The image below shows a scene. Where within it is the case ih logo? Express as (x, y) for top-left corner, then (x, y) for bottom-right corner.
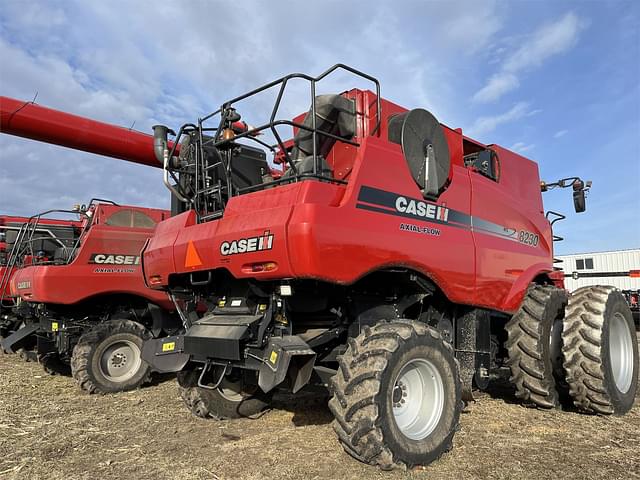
(395, 196), (449, 222)
(355, 186), (453, 226)
(89, 254), (141, 265)
(16, 281), (31, 289)
(220, 231), (274, 256)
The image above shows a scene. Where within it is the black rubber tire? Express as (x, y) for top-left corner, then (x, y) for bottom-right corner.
(37, 351), (71, 375)
(177, 369), (273, 419)
(505, 284), (568, 408)
(328, 319), (462, 470)
(71, 319), (152, 394)
(562, 286), (639, 414)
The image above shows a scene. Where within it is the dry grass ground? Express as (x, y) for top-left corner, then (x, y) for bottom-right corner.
(1, 351), (639, 480)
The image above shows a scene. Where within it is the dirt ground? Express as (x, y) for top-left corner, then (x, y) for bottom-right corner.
(1, 352), (639, 480)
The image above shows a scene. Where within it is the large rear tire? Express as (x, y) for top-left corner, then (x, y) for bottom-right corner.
(328, 320), (462, 470)
(177, 369), (273, 419)
(562, 286), (638, 414)
(505, 284), (568, 408)
(71, 319), (152, 394)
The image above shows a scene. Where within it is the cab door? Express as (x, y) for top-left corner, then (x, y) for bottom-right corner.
(468, 147), (551, 312)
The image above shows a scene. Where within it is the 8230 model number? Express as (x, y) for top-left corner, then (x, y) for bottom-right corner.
(518, 230), (539, 246)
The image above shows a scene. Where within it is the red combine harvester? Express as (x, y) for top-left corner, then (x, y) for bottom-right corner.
(0, 214), (82, 352)
(136, 65), (637, 469)
(0, 97), (182, 393)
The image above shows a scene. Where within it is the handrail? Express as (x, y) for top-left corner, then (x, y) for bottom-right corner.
(164, 64), (381, 223)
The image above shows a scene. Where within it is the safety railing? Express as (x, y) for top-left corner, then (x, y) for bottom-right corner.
(165, 64), (381, 223)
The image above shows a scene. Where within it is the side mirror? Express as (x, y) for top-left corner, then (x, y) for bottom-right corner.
(572, 179), (591, 213)
(573, 189), (586, 213)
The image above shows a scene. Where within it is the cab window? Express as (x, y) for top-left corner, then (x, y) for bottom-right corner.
(104, 210), (157, 229)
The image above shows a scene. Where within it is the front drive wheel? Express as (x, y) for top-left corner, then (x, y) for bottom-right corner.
(71, 319), (152, 394)
(177, 368), (273, 419)
(562, 286), (638, 414)
(329, 320), (462, 470)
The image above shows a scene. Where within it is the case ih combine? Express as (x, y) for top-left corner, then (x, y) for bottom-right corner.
(0, 202), (183, 392)
(0, 214), (82, 352)
(139, 65), (638, 469)
(1, 65), (637, 469)
(0, 97), (182, 393)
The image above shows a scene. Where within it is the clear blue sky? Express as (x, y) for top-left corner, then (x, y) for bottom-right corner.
(0, 0), (638, 254)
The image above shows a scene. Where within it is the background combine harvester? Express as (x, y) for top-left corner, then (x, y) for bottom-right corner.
(0, 96), (184, 393)
(0, 214), (82, 355)
(136, 64), (637, 470)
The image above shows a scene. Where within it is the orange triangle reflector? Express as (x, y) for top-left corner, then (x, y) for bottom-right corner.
(185, 241), (203, 268)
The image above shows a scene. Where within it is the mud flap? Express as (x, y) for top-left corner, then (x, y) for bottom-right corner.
(258, 336), (316, 393)
(0, 323), (38, 353)
(141, 335), (190, 373)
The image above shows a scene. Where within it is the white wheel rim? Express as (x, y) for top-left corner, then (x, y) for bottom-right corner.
(392, 358), (444, 440)
(609, 313), (634, 394)
(99, 339), (142, 382)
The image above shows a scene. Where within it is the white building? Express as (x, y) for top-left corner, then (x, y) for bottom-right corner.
(556, 248), (640, 291)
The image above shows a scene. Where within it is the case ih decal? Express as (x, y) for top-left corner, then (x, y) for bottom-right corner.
(356, 186), (454, 226)
(220, 231), (274, 256)
(356, 186), (523, 244)
(89, 254), (141, 265)
(399, 222), (442, 236)
(396, 196), (449, 222)
(94, 267), (136, 274)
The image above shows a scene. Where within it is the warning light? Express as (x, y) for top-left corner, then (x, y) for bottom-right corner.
(241, 262), (278, 274)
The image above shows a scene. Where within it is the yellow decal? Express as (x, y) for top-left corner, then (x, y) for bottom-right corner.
(162, 342), (176, 352)
(259, 304), (267, 311)
(51, 322), (59, 332)
(269, 350), (278, 364)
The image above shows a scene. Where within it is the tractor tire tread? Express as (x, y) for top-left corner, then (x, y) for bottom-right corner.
(505, 284), (568, 408)
(71, 319), (152, 394)
(561, 285), (637, 415)
(328, 320), (460, 470)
